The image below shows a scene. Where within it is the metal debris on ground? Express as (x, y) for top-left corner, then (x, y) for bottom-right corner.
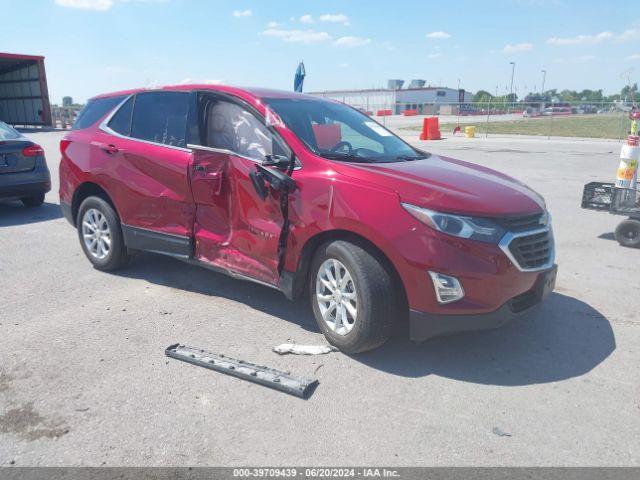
(273, 343), (338, 355)
(165, 343), (318, 399)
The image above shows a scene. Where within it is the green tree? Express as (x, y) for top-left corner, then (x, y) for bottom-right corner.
(621, 83), (638, 101)
(473, 90), (494, 103)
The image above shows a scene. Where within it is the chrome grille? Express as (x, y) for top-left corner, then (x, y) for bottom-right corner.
(495, 213), (544, 232)
(499, 228), (554, 272)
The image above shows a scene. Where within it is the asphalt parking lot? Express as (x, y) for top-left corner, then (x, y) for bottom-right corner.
(1, 130), (639, 466)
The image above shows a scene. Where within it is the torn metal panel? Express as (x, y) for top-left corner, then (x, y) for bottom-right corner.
(165, 343), (318, 399)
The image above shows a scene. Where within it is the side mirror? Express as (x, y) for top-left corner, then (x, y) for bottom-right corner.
(250, 164), (297, 201)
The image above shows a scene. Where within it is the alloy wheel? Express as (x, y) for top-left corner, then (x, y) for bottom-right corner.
(315, 258), (358, 336)
(82, 208), (112, 260)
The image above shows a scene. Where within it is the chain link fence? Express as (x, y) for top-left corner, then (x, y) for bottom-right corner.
(340, 100), (632, 141)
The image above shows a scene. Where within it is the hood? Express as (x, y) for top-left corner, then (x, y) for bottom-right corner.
(331, 154), (545, 217)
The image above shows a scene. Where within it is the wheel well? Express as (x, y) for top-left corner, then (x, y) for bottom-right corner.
(71, 182), (117, 226)
(290, 230), (408, 311)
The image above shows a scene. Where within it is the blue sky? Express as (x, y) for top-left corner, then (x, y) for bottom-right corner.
(1, 0), (640, 103)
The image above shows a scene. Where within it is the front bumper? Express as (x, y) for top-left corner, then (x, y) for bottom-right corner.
(409, 264), (557, 341)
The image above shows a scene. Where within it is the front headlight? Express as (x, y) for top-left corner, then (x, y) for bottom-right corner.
(402, 203), (506, 243)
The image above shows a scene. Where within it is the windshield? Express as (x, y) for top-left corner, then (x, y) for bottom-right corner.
(0, 121), (21, 140)
(265, 98), (426, 163)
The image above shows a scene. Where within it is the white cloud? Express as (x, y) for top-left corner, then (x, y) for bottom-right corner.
(617, 29), (640, 42)
(55, 0), (167, 10)
(338, 63), (350, 68)
(576, 54), (595, 61)
(502, 43), (533, 53)
(299, 14), (314, 23)
(232, 9), (252, 17)
(427, 53), (442, 58)
(54, 0), (114, 10)
(547, 31), (613, 45)
(333, 36), (371, 48)
(426, 31), (451, 39)
(262, 28), (331, 44)
(626, 53), (640, 60)
(267, 21), (280, 28)
(319, 13), (350, 25)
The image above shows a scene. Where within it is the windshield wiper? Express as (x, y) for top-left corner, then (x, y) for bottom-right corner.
(321, 152), (374, 163)
(396, 154), (428, 161)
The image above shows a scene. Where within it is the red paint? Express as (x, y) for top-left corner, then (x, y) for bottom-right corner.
(59, 84), (549, 318)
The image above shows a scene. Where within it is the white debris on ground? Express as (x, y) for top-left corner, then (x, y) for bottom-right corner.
(272, 343), (338, 355)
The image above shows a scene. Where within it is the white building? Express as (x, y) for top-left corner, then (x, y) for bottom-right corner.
(310, 80), (473, 115)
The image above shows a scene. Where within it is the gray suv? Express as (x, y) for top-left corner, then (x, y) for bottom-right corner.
(0, 121), (50, 207)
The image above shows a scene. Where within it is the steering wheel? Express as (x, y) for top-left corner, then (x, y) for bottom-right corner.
(330, 141), (354, 154)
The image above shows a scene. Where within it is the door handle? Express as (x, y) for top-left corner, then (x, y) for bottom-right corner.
(96, 143), (119, 154)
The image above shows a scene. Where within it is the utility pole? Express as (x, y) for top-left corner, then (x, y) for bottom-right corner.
(509, 62), (516, 112)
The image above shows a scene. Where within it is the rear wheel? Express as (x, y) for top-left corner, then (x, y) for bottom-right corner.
(21, 193), (45, 207)
(309, 240), (396, 353)
(77, 196), (130, 271)
(615, 218), (640, 248)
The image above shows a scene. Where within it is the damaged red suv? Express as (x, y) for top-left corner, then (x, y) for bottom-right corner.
(59, 85), (556, 353)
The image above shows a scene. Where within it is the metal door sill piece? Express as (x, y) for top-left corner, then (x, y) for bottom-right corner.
(165, 343), (318, 399)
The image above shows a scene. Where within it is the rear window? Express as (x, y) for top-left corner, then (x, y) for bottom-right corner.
(0, 121), (20, 140)
(130, 92), (189, 147)
(72, 95), (126, 130)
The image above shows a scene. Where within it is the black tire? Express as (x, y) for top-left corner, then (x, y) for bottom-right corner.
(615, 219), (640, 248)
(309, 240), (397, 353)
(77, 196), (130, 271)
(20, 193), (45, 207)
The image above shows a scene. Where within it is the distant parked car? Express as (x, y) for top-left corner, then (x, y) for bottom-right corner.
(522, 107), (541, 117)
(0, 121), (51, 207)
(577, 105), (597, 114)
(542, 107), (572, 116)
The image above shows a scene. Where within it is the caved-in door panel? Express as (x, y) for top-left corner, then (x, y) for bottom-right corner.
(213, 154), (282, 284)
(191, 149), (230, 262)
(190, 94), (287, 286)
(191, 152), (282, 286)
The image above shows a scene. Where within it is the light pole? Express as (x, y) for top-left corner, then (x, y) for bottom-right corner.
(509, 62), (516, 111)
(541, 69), (546, 94)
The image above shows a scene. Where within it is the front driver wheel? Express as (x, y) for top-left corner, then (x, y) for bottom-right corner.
(310, 240), (396, 353)
(77, 196), (130, 271)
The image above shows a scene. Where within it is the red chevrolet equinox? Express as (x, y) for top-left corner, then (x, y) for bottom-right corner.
(59, 85), (556, 353)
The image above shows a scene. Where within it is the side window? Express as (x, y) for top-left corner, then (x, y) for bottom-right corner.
(72, 95), (126, 130)
(130, 92), (189, 147)
(107, 96), (134, 136)
(200, 96), (286, 162)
